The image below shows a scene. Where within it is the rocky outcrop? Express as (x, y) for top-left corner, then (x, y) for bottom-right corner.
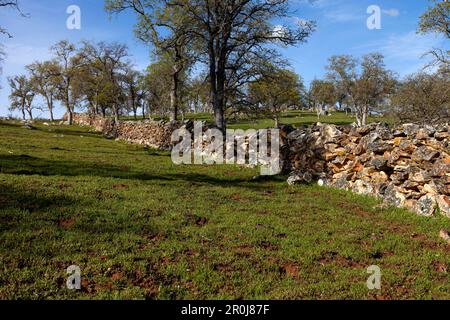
(285, 122), (449, 218)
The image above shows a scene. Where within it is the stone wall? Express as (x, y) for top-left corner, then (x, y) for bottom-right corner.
(71, 113), (181, 150)
(284, 122), (449, 218)
(71, 113), (449, 218)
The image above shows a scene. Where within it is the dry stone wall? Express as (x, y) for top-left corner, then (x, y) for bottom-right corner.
(283, 122), (449, 218)
(71, 113), (181, 150)
(71, 113), (449, 218)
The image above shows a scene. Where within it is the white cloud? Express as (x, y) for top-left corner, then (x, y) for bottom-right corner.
(296, 0), (339, 8)
(379, 32), (443, 60)
(382, 8), (400, 17)
(325, 10), (364, 23)
(353, 31), (447, 76)
(2, 43), (51, 67)
(272, 25), (288, 37)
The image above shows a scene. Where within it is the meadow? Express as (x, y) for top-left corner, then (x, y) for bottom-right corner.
(0, 114), (448, 300)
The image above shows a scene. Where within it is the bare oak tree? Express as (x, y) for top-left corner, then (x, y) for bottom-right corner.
(391, 72), (450, 124)
(8, 74), (34, 120)
(27, 60), (60, 121)
(105, 0), (196, 121)
(51, 41), (83, 125)
(418, 0), (450, 73)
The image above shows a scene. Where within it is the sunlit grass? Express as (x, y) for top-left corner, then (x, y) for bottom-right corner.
(0, 120), (448, 300)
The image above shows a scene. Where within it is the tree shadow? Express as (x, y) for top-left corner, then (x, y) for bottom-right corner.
(0, 182), (76, 213)
(40, 127), (106, 140)
(0, 154), (269, 190)
(0, 182), (79, 233)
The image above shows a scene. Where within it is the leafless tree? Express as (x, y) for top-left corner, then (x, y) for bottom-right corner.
(165, 0), (315, 131)
(0, 0), (27, 38)
(8, 74), (34, 120)
(27, 60), (60, 121)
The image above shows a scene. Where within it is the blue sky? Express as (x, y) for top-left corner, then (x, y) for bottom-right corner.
(0, 0), (448, 118)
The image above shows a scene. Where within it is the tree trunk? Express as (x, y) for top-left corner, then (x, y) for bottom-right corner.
(362, 107), (368, 126)
(211, 67), (226, 132)
(64, 80), (73, 125)
(208, 39), (227, 133)
(317, 104), (322, 120)
(67, 109), (73, 125)
(170, 66), (180, 122)
(45, 95), (54, 121)
(49, 96), (54, 122)
(113, 104), (119, 122)
(356, 109), (363, 127)
(27, 109), (33, 120)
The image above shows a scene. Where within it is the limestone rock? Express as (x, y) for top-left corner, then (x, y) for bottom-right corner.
(437, 195), (450, 218)
(414, 194), (437, 216)
(411, 146), (439, 162)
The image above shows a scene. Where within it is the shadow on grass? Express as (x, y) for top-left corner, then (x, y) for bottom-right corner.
(44, 127), (106, 140)
(0, 154), (270, 190)
(0, 182), (75, 212)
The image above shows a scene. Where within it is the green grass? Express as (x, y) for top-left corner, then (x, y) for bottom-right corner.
(0, 120), (448, 300)
(124, 110), (391, 130)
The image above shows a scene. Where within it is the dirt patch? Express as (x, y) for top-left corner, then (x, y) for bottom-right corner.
(58, 218), (75, 230)
(319, 251), (366, 268)
(131, 271), (159, 299)
(196, 217), (208, 226)
(81, 278), (96, 294)
(258, 241), (279, 251)
(229, 193), (250, 203)
(113, 183), (129, 190)
(184, 213), (208, 226)
(111, 272), (123, 281)
(338, 202), (372, 217)
(281, 263), (300, 278)
(213, 263), (234, 273)
(433, 261), (448, 273)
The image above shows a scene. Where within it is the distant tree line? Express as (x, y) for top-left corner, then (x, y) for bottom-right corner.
(4, 0), (449, 126)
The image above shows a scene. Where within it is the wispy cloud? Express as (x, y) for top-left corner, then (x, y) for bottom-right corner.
(2, 43), (51, 67)
(382, 8), (400, 17)
(325, 10), (364, 23)
(353, 31), (446, 76)
(378, 32), (443, 60)
(296, 0), (340, 8)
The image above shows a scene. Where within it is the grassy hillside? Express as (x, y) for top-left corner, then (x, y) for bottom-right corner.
(0, 120), (448, 300)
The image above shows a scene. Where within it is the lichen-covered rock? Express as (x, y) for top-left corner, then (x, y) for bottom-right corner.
(352, 179), (374, 195)
(411, 146), (439, 162)
(287, 170), (314, 185)
(384, 184), (407, 207)
(414, 194), (437, 217)
(285, 121), (448, 218)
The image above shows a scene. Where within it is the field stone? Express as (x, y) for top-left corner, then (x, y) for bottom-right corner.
(439, 229), (450, 243)
(384, 185), (407, 207)
(411, 146), (439, 162)
(402, 123), (420, 137)
(370, 157), (388, 170)
(414, 194), (437, 217)
(437, 196), (450, 218)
